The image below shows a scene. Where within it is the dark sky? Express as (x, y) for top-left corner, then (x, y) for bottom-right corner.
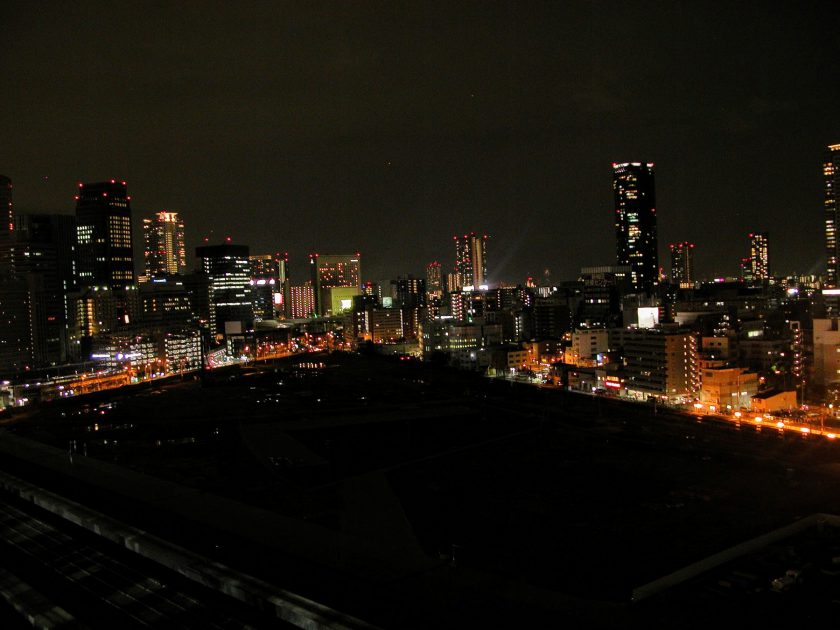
(2, 1), (839, 285)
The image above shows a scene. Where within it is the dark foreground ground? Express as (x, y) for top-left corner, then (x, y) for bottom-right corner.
(4, 352), (840, 627)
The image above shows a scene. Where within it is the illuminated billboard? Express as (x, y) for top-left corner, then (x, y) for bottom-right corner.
(327, 286), (361, 315)
(637, 307), (659, 329)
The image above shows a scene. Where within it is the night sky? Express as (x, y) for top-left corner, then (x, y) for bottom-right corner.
(2, 2), (839, 285)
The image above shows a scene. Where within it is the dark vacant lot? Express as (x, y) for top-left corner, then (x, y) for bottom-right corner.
(9, 353), (840, 626)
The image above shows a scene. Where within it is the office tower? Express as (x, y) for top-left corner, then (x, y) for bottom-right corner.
(309, 253), (361, 316)
(249, 253), (288, 320)
(249, 251), (291, 318)
(426, 261), (442, 299)
(369, 308), (404, 343)
(0, 277), (33, 374)
(748, 232), (769, 282)
(393, 275), (426, 339)
(445, 272), (462, 294)
(143, 211), (186, 278)
(613, 162), (658, 294)
(394, 275), (426, 309)
(250, 253), (277, 278)
(669, 241), (695, 287)
(1, 214), (77, 365)
(68, 286), (142, 348)
(277, 253), (290, 317)
(75, 180), (135, 289)
(195, 243), (253, 336)
(0, 176), (12, 232)
(454, 233), (488, 289)
(362, 281), (381, 302)
(533, 294), (573, 341)
(825, 144), (840, 287)
(138, 276), (198, 329)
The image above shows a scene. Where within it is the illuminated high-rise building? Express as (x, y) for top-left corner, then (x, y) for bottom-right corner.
(143, 211), (186, 278)
(289, 283), (315, 319)
(309, 253), (361, 316)
(426, 261), (442, 299)
(249, 252), (289, 320)
(0, 175), (12, 232)
(454, 233), (488, 289)
(748, 232), (769, 282)
(75, 180), (135, 289)
(824, 144), (840, 287)
(613, 162), (658, 294)
(669, 241), (695, 287)
(196, 242), (253, 336)
(445, 272), (462, 294)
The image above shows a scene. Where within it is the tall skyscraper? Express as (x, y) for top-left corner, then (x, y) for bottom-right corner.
(613, 162), (658, 294)
(75, 180), (135, 289)
(1, 214), (77, 365)
(748, 232), (769, 282)
(669, 241), (695, 287)
(426, 261), (442, 299)
(309, 253), (361, 317)
(0, 176), (12, 232)
(824, 144), (840, 287)
(0, 277), (33, 374)
(196, 243), (253, 336)
(454, 233), (488, 289)
(143, 211), (186, 278)
(249, 252), (289, 320)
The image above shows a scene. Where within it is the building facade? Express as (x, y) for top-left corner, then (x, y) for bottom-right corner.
(454, 233), (488, 289)
(1, 214), (77, 365)
(825, 144), (840, 287)
(699, 366), (759, 409)
(813, 318), (840, 389)
(748, 232), (769, 282)
(249, 253), (289, 320)
(611, 327), (699, 402)
(309, 253), (361, 317)
(289, 283), (315, 319)
(669, 241), (695, 287)
(195, 243), (253, 336)
(143, 211), (186, 278)
(426, 261), (442, 300)
(613, 162), (658, 294)
(0, 277), (33, 375)
(75, 180), (135, 289)
(0, 175), (12, 233)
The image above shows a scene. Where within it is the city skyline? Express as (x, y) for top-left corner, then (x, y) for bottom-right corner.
(4, 5), (840, 628)
(0, 159), (832, 288)
(1, 3), (837, 282)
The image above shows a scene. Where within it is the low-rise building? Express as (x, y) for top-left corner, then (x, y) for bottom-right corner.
(813, 318), (840, 389)
(699, 365), (759, 409)
(569, 329), (610, 366)
(751, 389), (797, 413)
(610, 327), (699, 402)
(490, 346), (529, 372)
